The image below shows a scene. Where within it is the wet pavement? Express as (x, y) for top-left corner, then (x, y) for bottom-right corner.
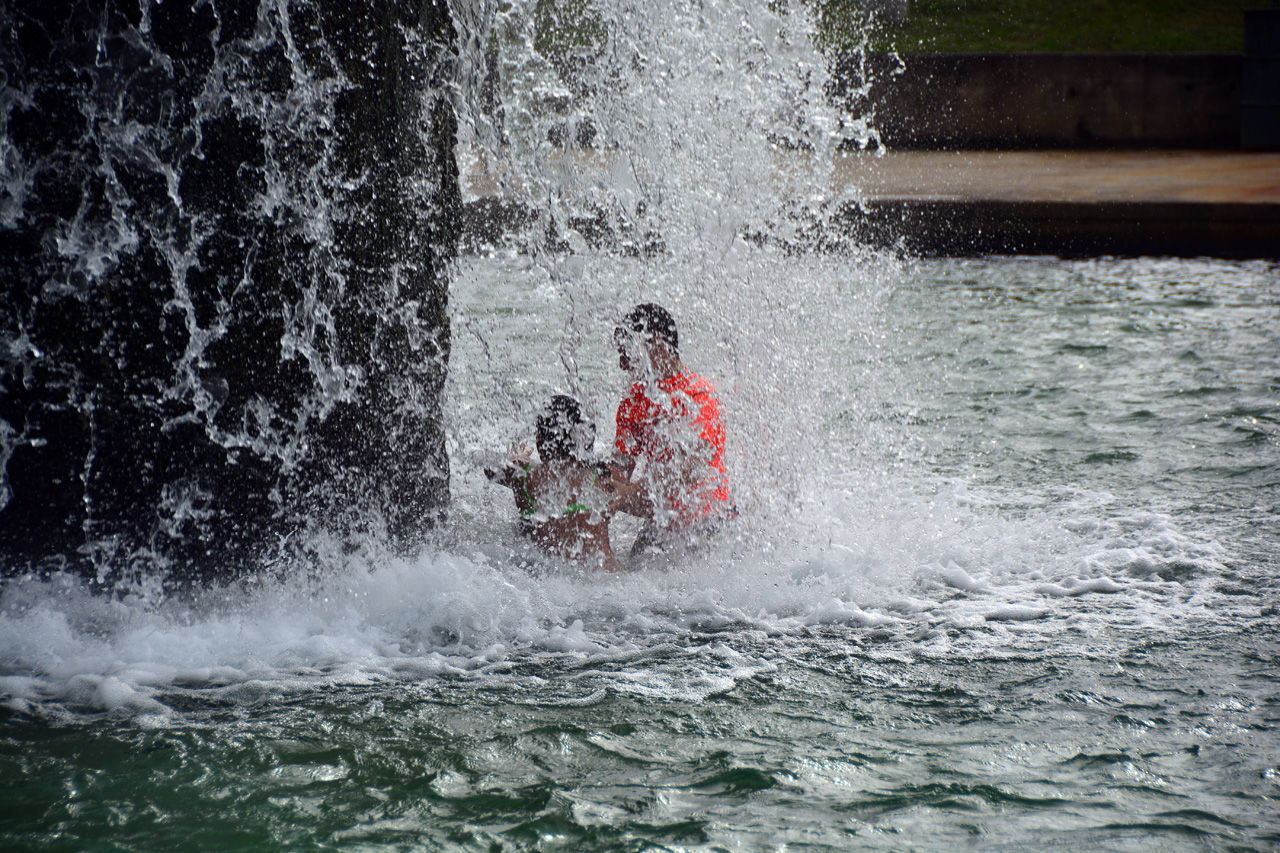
(840, 150), (1280, 205)
(831, 150), (1280, 258)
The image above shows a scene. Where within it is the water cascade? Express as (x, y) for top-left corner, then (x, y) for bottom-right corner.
(0, 0), (459, 582)
(451, 0), (900, 540)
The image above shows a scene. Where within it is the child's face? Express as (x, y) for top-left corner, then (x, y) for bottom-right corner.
(614, 328), (647, 375)
(571, 422), (596, 455)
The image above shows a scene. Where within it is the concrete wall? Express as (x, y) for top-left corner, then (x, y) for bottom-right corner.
(832, 54), (1243, 149)
(838, 199), (1280, 259)
(1243, 9), (1280, 148)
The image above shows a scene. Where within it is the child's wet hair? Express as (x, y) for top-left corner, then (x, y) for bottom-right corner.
(536, 395), (592, 460)
(617, 303), (678, 354)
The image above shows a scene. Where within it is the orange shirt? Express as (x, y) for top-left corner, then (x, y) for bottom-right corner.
(615, 371), (731, 524)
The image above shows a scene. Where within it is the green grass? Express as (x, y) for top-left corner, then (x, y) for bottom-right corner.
(814, 0), (1257, 53)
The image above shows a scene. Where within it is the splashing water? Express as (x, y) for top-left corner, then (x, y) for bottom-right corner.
(0, 0), (455, 577)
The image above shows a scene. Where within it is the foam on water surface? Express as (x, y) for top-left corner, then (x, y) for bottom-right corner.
(0, 461), (1233, 722)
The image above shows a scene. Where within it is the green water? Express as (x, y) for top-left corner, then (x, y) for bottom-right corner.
(5, 625), (1277, 851)
(3, 256), (1279, 851)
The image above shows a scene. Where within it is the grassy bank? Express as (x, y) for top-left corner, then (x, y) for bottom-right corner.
(818, 0), (1256, 53)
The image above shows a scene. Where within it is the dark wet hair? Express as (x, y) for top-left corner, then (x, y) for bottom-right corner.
(536, 395), (592, 461)
(617, 303), (678, 354)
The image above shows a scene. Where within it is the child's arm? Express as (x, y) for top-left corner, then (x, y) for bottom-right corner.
(605, 477), (651, 518)
(485, 442), (538, 513)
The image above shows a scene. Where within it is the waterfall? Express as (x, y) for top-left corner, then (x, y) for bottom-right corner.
(0, 0), (460, 583)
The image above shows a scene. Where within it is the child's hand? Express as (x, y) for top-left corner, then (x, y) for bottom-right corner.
(507, 441), (535, 469)
(606, 478), (650, 517)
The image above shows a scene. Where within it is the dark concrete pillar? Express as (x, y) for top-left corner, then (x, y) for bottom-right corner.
(0, 0), (458, 581)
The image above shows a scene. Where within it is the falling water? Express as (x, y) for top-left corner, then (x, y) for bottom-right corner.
(451, 0), (904, 535)
(0, 0), (456, 582)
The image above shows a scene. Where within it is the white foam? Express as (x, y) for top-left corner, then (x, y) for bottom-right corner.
(984, 605), (1048, 622)
(0, 475), (1232, 722)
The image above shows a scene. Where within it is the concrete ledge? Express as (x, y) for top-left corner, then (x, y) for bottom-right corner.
(463, 152), (1280, 259)
(830, 151), (1280, 258)
(465, 195), (1280, 259)
(841, 199), (1280, 258)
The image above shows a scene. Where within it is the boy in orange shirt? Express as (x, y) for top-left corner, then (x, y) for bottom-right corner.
(610, 304), (733, 553)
